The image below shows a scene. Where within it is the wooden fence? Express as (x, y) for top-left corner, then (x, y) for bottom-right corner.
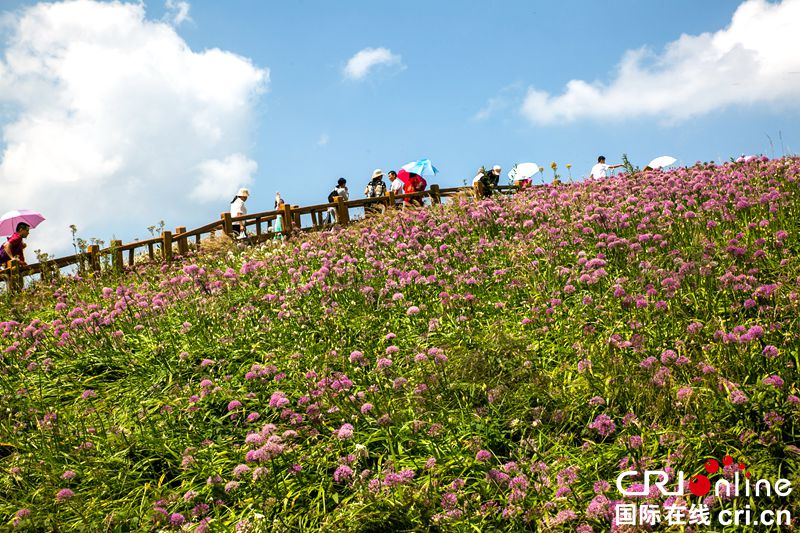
(1, 184), (518, 292)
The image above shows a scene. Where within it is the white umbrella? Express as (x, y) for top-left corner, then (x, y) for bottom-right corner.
(508, 162), (540, 182)
(647, 156), (677, 169)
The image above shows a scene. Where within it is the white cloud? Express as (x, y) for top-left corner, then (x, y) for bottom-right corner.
(0, 0), (268, 253)
(316, 133), (329, 147)
(191, 153), (256, 202)
(343, 47), (402, 80)
(522, 0), (800, 124)
(473, 84), (524, 121)
(164, 0), (191, 26)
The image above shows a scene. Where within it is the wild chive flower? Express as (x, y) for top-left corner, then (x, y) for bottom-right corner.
(55, 488), (74, 503)
(763, 345), (779, 358)
(476, 450), (491, 462)
(441, 492), (457, 510)
(269, 391), (290, 408)
(588, 414), (616, 437)
(762, 375), (784, 388)
(593, 480), (610, 493)
(677, 387), (693, 401)
(333, 465), (354, 483)
(335, 423), (354, 440)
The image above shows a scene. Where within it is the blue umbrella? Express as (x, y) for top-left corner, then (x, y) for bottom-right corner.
(401, 159), (439, 178)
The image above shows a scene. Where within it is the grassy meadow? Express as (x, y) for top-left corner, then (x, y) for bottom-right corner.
(1, 158), (799, 531)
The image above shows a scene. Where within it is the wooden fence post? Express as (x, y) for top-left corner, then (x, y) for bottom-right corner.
(221, 212), (233, 237)
(292, 205), (301, 230)
(162, 231), (173, 263)
(111, 240), (123, 273)
(282, 203), (294, 236)
(87, 245), (101, 273)
(4, 259), (22, 293)
(175, 227), (188, 256)
(335, 196), (350, 226)
(387, 190), (396, 209)
(430, 184), (441, 205)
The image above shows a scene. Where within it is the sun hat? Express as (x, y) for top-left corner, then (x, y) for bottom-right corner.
(372, 169), (384, 179)
(492, 165), (502, 172)
(237, 188), (250, 198)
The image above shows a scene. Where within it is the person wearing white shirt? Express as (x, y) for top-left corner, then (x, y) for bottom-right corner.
(230, 187), (249, 238)
(388, 170), (404, 194)
(590, 155), (623, 179)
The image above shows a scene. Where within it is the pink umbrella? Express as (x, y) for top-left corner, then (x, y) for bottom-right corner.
(0, 209), (45, 236)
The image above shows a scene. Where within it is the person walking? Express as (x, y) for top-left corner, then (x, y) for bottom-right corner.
(590, 156), (623, 179)
(230, 188), (249, 238)
(0, 222), (30, 267)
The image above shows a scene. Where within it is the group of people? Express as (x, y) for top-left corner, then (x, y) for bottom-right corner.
(228, 166), (430, 237)
(229, 188), (287, 239)
(322, 168), (428, 222)
(228, 154), (622, 236)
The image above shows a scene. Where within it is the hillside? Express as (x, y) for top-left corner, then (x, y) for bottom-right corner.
(1, 158), (799, 531)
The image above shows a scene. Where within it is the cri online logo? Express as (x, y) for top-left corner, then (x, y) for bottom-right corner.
(616, 454), (792, 498)
(689, 455), (748, 497)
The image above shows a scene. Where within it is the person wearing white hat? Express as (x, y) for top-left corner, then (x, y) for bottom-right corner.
(364, 169), (387, 198)
(230, 187), (250, 238)
(364, 169), (388, 217)
(489, 165), (502, 188)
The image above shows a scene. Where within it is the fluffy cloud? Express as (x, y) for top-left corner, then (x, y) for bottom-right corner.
(522, 0), (800, 124)
(343, 47), (402, 80)
(164, 0), (191, 26)
(0, 0), (268, 253)
(191, 154), (257, 203)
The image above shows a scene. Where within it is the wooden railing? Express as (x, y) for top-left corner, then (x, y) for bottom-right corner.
(1, 183), (519, 292)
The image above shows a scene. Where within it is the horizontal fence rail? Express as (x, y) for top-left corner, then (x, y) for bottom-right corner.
(1, 183), (520, 292)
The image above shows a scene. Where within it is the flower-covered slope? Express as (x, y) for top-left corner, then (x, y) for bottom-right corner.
(1, 158), (799, 531)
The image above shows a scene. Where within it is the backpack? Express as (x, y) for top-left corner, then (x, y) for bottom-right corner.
(366, 180), (387, 198)
(327, 189), (339, 203)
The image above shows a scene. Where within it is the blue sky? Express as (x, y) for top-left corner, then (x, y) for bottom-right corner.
(1, 0), (799, 254)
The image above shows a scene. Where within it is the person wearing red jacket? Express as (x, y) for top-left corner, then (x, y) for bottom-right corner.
(0, 223), (30, 267)
(397, 170), (427, 207)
